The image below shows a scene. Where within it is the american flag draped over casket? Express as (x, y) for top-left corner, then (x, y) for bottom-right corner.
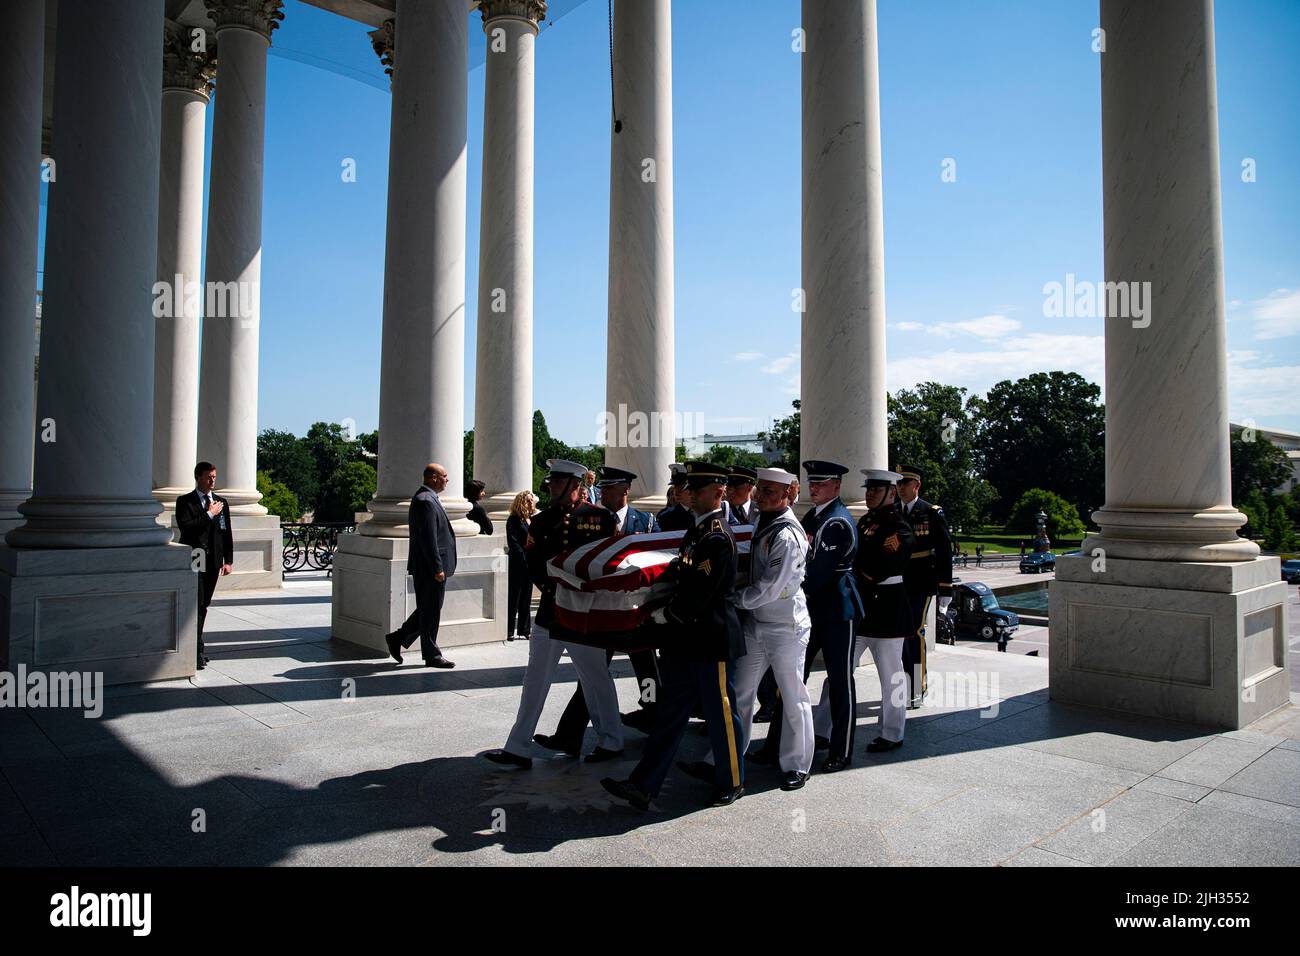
(547, 526), (753, 634)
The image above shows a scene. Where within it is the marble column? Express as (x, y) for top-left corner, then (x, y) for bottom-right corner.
(472, 0), (544, 520)
(1, 0), (197, 684)
(198, 0), (281, 515)
(0, 0), (43, 535)
(195, 0), (284, 588)
(1050, 0), (1288, 730)
(153, 20), (215, 512)
(799, 0), (888, 486)
(605, 0), (675, 507)
(335, 2), (506, 653)
(363, 0), (475, 539)
(1089, 0), (1253, 564)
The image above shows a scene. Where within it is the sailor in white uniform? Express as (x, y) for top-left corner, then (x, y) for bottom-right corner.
(726, 467), (815, 790)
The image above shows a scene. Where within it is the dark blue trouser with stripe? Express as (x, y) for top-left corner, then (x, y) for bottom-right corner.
(630, 655), (744, 797)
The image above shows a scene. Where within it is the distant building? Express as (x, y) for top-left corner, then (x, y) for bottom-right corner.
(681, 433), (783, 464)
(1230, 422), (1300, 493)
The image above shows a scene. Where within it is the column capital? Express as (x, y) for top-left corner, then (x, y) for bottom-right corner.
(163, 20), (217, 97)
(479, 0), (547, 27)
(202, 0), (284, 40)
(368, 19), (394, 79)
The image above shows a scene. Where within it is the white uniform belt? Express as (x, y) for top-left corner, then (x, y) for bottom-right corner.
(878, 576), (903, 586)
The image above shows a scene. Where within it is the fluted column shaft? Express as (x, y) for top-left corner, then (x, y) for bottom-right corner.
(800, 0), (888, 479)
(0, 0), (44, 534)
(473, 2), (541, 519)
(7, 0), (171, 549)
(198, 2), (280, 515)
(154, 22), (214, 508)
(364, 0), (476, 537)
(1090, 0), (1255, 562)
(605, 0), (675, 506)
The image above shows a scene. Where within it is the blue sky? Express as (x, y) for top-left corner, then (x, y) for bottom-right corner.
(43, 0), (1300, 445)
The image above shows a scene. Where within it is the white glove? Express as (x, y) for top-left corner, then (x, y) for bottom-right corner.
(938, 597), (951, 615)
(650, 607), (668, 625)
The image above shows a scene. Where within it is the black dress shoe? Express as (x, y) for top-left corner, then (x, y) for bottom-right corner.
(196, 657), (207, 671)
(532, 733), (580, 757)
(821, 755), (851, 773)
(423, 655), (455, 669)
(483, 749), (532, 768)
(866, 736), (903, 753)
(780, 771), (809, 791)
(384, 632), (403, 664)
(814, 735), (830, 751)
(676, 760), (716, 784)
(585, 747), (624, 764)
(753, 708), (775, 724)
(711, 786), (744, 807)
(601, 777), (651, 811)
(621, 709), (655, 733)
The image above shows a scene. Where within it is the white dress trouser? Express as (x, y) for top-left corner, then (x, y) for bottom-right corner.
(728, 619), (814, 773)
(865, 636), (907, 743)
(504, 623), (624, 755)
(814, 634), (867, 738)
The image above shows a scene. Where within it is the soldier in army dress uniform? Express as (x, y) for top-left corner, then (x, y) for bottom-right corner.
(854, 469), (916, 753)
(895, 464), (953, 708)
(602, 462), (747, 810)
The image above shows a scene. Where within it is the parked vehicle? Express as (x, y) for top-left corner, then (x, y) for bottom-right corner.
(1019, 550), (1056, 574)
(1281, 559), (1300, 584)
(937, 582), (1020, 650)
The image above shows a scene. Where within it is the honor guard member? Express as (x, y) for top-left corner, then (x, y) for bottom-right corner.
(895, 464), (953, 708)
(854, 469), (916, 753)
(656, 462), (694, 531)
(602, 461), (747, 810)
(725, 466), (758, 525)
(798, 459), (865, 771)
(719, 467), (814, 790)
(484, 460), (624, 767)
(536, 466), (664, 751)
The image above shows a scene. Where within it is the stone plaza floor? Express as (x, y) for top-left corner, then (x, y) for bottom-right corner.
(2, 572), (1298, 867)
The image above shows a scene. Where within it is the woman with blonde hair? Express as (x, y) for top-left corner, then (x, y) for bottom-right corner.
(505, 490), (538, 640)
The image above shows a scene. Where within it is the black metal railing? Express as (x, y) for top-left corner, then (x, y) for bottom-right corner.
(282, 522), (354, 575)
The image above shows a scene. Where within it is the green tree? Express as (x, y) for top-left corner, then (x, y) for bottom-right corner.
(972, 372), (1104, 523)
(257, 428), (318, 508)
(758, 399), (800, 473)
(256, 470), (300, 522)
(1007, 488), (1087, 540)
(303, 422), (356, 495)
(356, 429), (379, 460)
(887, 382), (997, 532)
(1265, 505), (1297, 552)
(1230, 432), (1292, 502)
(701, 445), (768, 470)
(315, 460), (377, 523)
(1239, 489), (1273, 542)
(464, 429), (474, 484)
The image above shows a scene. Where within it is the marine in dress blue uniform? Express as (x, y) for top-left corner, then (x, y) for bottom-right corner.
(602, 462), (747, 810)
(855, 469), (916, 752)
(895, 464), (954, 708)
(537, 466), (664, 754)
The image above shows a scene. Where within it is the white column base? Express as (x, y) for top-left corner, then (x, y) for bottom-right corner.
(0, 542), (197, 684)
(1049, 554), (1289, 730)
(330, 530), (507, 653)
(483, 491), (522, 523)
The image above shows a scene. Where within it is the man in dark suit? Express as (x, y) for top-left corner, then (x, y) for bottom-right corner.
(656, 462), (694, 531)
(603, 461), (747, 810)
(725, 466), (757, 525)
(535, 466), (662, 756)
(384, 463), (457, 668)
(176, 461), (234, 670)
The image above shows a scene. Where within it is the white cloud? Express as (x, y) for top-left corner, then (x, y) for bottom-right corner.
(1227, 349), (1300, 424)
(1249, 288), (1300, 339)
(887, 332), (1106, 398)
(890, 313), (1022, 340)
(762, 352), (798, 375)
(731, 351), (762, 362)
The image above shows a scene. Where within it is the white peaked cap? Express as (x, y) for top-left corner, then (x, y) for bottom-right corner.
(546, 459), (588, 479)
(757, 467), (797, 486)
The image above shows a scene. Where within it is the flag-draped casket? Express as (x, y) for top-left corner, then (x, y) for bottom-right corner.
(545, 526), (753, 650)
